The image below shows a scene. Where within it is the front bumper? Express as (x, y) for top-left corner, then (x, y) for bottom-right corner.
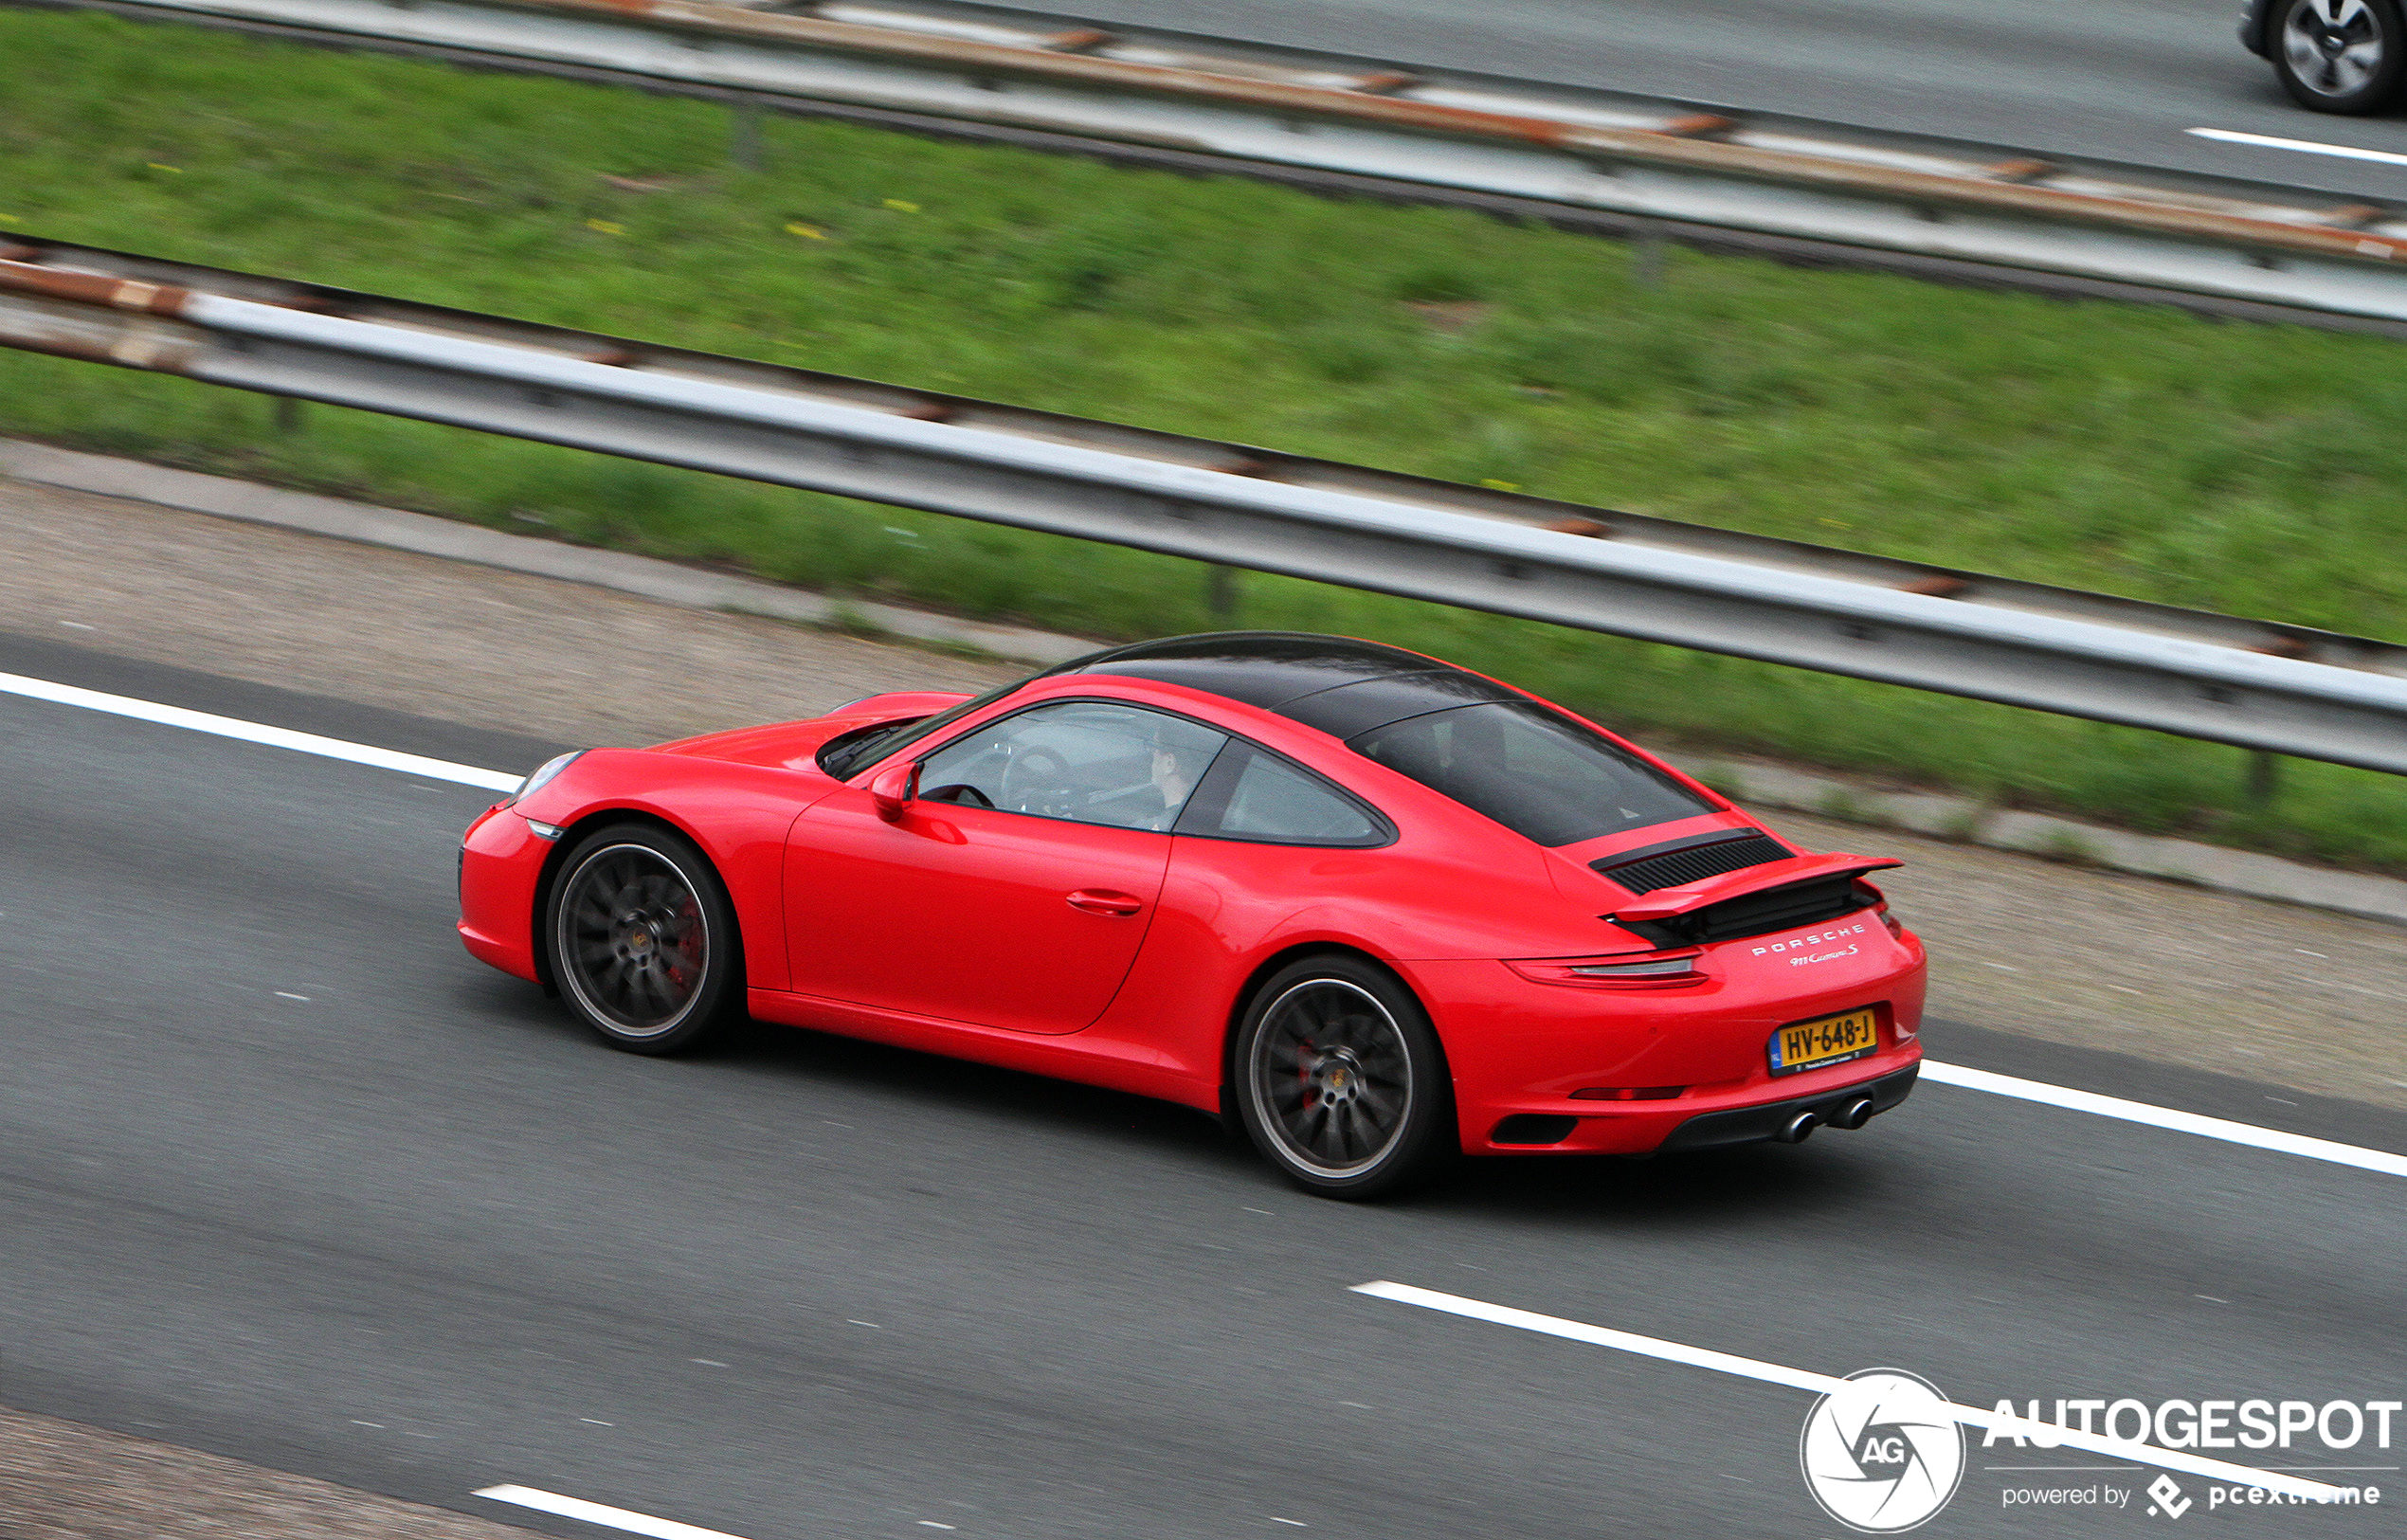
(458, 802), (551, 983)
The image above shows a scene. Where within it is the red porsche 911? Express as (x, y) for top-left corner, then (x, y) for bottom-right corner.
(460, 633), (1925, 1197)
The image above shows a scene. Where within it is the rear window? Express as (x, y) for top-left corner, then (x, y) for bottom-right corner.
(1347, 700), (1712, 847)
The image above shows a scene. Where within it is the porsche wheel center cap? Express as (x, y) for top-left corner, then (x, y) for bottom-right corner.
(1314, 1051), (1364, 1106)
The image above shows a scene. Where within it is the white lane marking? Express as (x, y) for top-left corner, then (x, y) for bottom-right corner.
(1921, 1060), (2407, 1179)
(2188, 126), (2407, 169)
(476, 1486), (751, 1540)
(275, 991), (310, 1002)
(0, 670), (522, 791)
(1350, 1283), (2344, 1502)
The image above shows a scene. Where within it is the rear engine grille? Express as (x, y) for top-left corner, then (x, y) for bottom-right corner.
(1596, 832), (1791, 895)
(1621, 875), (1875, 949)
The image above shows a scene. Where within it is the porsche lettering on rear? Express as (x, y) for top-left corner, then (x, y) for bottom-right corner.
(1753, 922), (1872, 955)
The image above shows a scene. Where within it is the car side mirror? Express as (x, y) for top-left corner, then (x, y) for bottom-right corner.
(869, 761), (920, 822)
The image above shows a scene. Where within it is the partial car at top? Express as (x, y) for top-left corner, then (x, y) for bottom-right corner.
(459, 633), (1926, 1198)
(2244, 0), (2407, 112)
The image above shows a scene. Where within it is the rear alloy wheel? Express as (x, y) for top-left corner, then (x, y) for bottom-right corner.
(1235, 955), (1455, 1200)
(548, 824), (742, 1054)
(2275, 0), (2407, 112)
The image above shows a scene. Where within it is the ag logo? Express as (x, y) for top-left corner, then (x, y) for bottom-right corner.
(1799, 1368), (1967, 1532)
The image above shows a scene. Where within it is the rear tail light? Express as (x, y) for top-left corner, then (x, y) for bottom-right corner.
(1857, 878), (1906, 938)
(1508, 951), (1705, 987)
(1569, 1085), (1685, 1101)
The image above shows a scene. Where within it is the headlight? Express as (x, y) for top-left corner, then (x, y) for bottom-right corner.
(510, 750), (585, 805)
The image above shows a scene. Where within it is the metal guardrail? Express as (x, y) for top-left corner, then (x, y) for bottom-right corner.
(3, 234), (2404, 773)
(35, 0), (2407, 325)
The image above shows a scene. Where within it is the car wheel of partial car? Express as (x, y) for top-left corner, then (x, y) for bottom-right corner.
(547, 823), (743, 1055)
(1235, 954), (1456, 1200)
(2275, 0), (2407, 112)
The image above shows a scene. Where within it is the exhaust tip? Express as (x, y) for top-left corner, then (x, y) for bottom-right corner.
(1829, 1096), (1877, 1132)
(1776, 1111), (1820, 1144)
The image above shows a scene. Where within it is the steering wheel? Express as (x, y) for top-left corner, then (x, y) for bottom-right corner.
(1001, 746), (1076, 815)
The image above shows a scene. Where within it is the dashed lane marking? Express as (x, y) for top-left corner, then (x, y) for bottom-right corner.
(1349, 1282), (2342, 1501)
(476, 1485), (751, 1540)
(1919, 1060), (2407, 1180)
(2188, 126), (2407, 169)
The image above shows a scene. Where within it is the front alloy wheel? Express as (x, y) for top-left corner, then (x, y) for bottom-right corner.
(1236, 955), (1454, 1199)
(2275, 0), (2407, 112)
(549, 824), (741, 1054)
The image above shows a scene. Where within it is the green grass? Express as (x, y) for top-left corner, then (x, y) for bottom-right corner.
(4, 9), (2406, 868)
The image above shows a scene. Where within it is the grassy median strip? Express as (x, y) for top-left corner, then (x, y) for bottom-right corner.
(3, 9), (2404, 867)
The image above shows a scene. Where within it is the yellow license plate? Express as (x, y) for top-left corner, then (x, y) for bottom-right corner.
(1770, 1008), (1880, 1076)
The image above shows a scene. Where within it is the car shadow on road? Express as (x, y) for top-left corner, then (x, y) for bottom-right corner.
(1417, 1139), (1895, 1232)
(715, 1010), (1251, 1157)
(459, 972), (1895, 1220)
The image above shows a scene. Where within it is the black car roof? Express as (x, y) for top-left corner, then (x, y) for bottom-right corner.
(1044, 632), (1525, 739)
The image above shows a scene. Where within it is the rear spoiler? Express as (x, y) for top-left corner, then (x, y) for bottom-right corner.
(1609, 853), (1901, 922)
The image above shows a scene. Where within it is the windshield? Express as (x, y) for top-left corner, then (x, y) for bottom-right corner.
(816, 675), (1030, 781)
(1347, 700), (1713, 846)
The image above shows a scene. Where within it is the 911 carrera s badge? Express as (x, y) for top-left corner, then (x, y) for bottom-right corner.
(1800, 1368), (1965, 1531)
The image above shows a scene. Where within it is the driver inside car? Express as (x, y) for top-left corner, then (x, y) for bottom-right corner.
(1095, 738), (1208, 830)
(913, 701), (1226, 830)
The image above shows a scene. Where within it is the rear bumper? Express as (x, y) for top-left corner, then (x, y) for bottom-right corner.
(1656, 1064), (1918, 1152)
(1404, 946), (1927, 1156)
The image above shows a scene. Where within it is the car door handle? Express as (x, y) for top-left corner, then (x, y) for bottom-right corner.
(1066, 888), (1145, 917)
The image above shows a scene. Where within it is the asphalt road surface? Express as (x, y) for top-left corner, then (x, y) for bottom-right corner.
(5, 631), (2404, 1540)
(968, 0), (2407, 201)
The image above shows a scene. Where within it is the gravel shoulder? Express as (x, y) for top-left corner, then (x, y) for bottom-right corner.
(0, 1406), (541, 1540)
(4, 471), (2400, 1113)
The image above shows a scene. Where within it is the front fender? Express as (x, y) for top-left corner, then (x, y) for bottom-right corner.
(514, 749), (840, 992)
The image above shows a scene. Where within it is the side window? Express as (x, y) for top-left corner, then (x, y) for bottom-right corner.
(915, 700), (1227, 831)
(1177, 743), (1390, 847)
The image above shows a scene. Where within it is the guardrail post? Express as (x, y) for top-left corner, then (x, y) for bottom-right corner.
(1632, 229), (1668, 289)
(1206, 563), (1240, 620)
(2245, 750), (2282, 811)
(731, 101), (763, 171)
(274, 395), (304, 434)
